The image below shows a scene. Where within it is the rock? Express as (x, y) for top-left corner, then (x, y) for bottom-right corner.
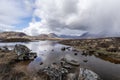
(74, 53), (78, 56)
(67, 60), (80, 66)
(61, 47), (72, 51)
(38, 65), (68, 80)
(40, 62), (43, 65)
(61, 58), (80, 67)
(79, 68), (102, 80)
(14, 44), (37, 60)
(0, 46), (9, 52)
(66, 47), (71, 51)
(83, 60), (88, 63)
(72, 49), (79, 52)
(61, 47), (66, 51)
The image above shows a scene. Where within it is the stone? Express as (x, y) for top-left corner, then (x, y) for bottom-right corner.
(83, 60), (88, 63)
(14, 44), (37, 60)
(40, 62), (43, 65)
(0, 46), (9, 52)
(38, 65), (68, 80)
(61, 47), (66, 51)
(79, 68), (102, 80)
(74, 53), (78, 56)
(60, 58), (80, 66)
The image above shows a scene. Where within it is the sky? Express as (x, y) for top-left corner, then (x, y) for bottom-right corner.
(0, 0), (120, 36)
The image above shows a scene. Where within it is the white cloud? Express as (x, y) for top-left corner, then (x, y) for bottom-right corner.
(0, 23), (15, 31)
(0, 0), (34, 31)
(24, 0), (120, 36)
(23, 20), (51, 36)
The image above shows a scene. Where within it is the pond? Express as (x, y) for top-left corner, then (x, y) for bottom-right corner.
(0, 40), (120, 80)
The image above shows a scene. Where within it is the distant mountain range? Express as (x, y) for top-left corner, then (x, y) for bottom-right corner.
(0, 31), (120, 41)
(0, 32), (60, 41)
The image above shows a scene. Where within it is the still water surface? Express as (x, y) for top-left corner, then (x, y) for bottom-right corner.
(0, 40), (120, 80)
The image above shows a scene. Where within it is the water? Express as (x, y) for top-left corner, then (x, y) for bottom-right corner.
(0, 40), (120, 80)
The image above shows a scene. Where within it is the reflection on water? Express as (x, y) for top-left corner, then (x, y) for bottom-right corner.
(0, 40), (120, 80)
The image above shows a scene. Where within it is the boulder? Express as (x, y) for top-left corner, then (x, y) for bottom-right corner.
(79, 68), (102, 80)
(14, 44), (37, 60)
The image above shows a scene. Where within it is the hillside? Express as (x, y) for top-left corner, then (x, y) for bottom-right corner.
(0, 32), (27, 39)
(0, 32), (32, 42)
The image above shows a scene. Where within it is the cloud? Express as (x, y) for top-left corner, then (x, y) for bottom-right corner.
(23, 0), (120, 36)
(0, 0), (34, 31)
(23, 21), (51, 36)
(0, 23), (16, 32)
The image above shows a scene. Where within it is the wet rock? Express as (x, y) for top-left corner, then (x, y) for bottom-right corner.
(72, 49), (78, 52)
(74, 53), (78, 56)
(61, 47), (66, 51)
(83, 60), (88, 63)
(40, 62), (43, 65)
(79, 68), (102, 80)
(66, 47), (71, 51)
(60, 58), (80, 67)
(14, 44), (37, 60)
(61, 47), (72, 51)
(0, 46), (9, 52)
(38, 65), (68, 80)
(67, 60), (80, 66)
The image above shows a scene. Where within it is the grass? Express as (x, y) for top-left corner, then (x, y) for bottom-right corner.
(0, 50), (50, 80)
(59, 38), (120, 63)
(1, 38), (31, 42)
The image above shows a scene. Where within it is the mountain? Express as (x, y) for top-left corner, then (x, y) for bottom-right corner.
(0, 31), (28, 39)
(36, 33), (58, 39)
(48, 33), (58, 38)
(37, 34), (49, 39)
(0, 32), (60, 41)
(37, 33), (80, 39)
(59, 35), (80, 39)
(79, 32), (120, 39)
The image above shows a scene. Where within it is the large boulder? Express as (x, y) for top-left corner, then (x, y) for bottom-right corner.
(14, 44), (37, 60)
